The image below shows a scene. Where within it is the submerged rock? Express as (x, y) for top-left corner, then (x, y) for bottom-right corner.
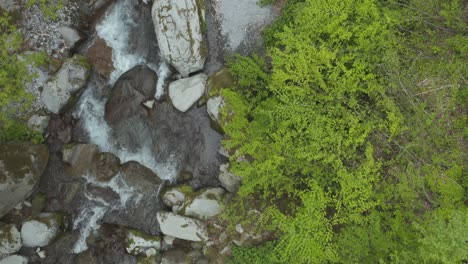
(169, 73), (207, 112)
(160, 250), (192, 264)
(152, 0), (206, 76)
(20, 212), (62, 247)
(0, 223), (22, 257)
(0, 144), (49, 218)
(157, 212), (208, 242)
(41, 55), (90, 114)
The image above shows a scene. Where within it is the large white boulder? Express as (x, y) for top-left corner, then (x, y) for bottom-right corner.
(0, 255), (28, 264)
(21, 213), (61, 247)
(0, 224), (22, 257)
(218, 163), (242, 193)
(169, 74), (207, 112)
(0, 144), (49, 218)
(151, 0), (206, 76)
(180, 188), (224, 220)
(41, 55), (90, 114)
(157, 212), (208, 242)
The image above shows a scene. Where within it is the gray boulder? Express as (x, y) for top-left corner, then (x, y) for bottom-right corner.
(218, 163), (242, 193)
(27, 114), (50, 134)
(57, 26), (83, 47)
(41, 55), (90, 114)
(206, 96), (224, 126)
(152, 0), (206, 76)
(0, 144), (49, 218)
(169, 74), (207, 112)
(0, 223), (21, 257)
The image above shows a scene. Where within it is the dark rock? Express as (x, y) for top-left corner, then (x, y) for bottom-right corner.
(0, 144), (49, 218)
(104, 65), (157, 126)
(91, 152), (120, 182)
(85, 37), (114, 79)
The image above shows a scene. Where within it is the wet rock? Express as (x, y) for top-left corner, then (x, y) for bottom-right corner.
(179, 188), (224, 220)
(27, 114), (50, 134)
(0, 223), (21, 257)
(85, 37), (114, 79)
(0, 144), (49, 217)
(63, 144), (98, 177)
(176, 171), (193, 183)
(41, 55), (90, 114)
(0, 255), (28, 264)
(161, 187), (187, 208)
(58, 26), (83, 48)
(152, 0), (206, 76)
(125, 229), (161, 256)
(102, 161), (164, 235)
(157, 212), (208, 242)
(120, 161), (163, 193)
(74, 250), (99, 264)
(169, 73), (207, 112)
(20, 212), (62, 247)
(218, 163), (242, 193)
(91, 152), (120, 182)
(105, 65), (157, 125)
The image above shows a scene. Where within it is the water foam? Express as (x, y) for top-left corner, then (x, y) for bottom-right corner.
(96, 0), (146, 84)
(77, 0), (175, 180)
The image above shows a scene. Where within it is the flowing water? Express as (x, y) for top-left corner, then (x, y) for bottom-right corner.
(72, 0), (170, 252)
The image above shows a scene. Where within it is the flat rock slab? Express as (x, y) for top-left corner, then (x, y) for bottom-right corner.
(157, 212), (208, 242)
(169, 74), (207, 112)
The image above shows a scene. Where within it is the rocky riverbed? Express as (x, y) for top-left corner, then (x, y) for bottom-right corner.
(0, 0), (276, 263)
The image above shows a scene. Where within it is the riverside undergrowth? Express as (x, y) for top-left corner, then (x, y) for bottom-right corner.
(223, 0), (467, 263)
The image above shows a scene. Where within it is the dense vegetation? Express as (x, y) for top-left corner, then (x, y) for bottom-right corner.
(0, 11), (46, 142)
(222, 0), (467, 263)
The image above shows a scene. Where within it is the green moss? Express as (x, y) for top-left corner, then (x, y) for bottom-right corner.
(208, 68), (235, 96)
(127, 229), (161, 242)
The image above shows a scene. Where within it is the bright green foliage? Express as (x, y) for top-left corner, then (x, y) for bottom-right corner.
(26, 0), (65, 20)
(224, 0), (467, 263)
(0, 12), (47, 142)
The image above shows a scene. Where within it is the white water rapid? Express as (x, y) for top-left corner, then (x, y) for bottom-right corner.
(72, 0), (172, 253)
